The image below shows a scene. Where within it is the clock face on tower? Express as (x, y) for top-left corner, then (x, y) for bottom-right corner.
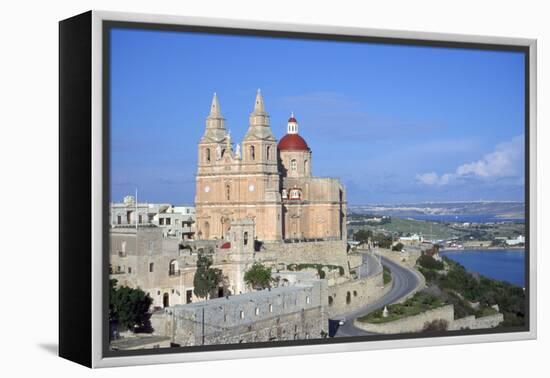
(204, 186), (210, 193)
(248, 184), (255, 192)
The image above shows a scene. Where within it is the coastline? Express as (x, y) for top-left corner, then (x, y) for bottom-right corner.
(440, 247), (525, 252)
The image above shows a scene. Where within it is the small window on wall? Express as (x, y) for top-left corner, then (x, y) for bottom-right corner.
(290, 159), (297, 171)
(206, 148), (211, 163)
(149, 263), (154, 273)
(250, 145), (255, 160)
(266, 145), (271, 160)
(244, 231), (249, 246)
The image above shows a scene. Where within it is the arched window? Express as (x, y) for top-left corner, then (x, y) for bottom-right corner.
(266, 146), (271, 160)
(225, 184), (231, 200)
(206, 148), (211, 163)
(250, 145), (255, 160)
(244, 231), (249, 246)
(304, 159), (308, 174)
(290, 159), (297, 171)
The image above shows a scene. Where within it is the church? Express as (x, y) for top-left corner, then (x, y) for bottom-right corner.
(194, 90), (347, 243)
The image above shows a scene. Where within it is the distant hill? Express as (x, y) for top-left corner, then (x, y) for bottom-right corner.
(348, 201), (525, 219)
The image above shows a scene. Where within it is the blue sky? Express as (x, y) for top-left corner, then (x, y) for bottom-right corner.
(110, 28), (525, 205)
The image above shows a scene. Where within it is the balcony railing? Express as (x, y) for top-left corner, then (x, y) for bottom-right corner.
(168, 270), (181, 277)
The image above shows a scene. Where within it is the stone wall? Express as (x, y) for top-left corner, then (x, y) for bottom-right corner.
(171, 307), (325, 346)
(327, 271), (391, 317)
(266, 240), (361, 275)
(353, 305), (455, 334)
(449, 313), (504, 330)
(377, 248), (422, 270)
(160, 276), (328, 346)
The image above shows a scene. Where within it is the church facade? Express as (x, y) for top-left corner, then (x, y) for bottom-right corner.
(195, 91), (347, 243)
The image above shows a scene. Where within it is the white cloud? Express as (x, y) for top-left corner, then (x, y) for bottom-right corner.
(416, 135), (524, 186)
(416, 172), (439, 185)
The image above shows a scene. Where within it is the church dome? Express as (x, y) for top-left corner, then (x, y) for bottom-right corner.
(288, 116), (297, 123)
(278, 133), (309, 151)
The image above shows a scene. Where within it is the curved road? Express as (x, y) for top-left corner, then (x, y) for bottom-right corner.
(334, 254), (422, 337)
(357, 250), (382, 279)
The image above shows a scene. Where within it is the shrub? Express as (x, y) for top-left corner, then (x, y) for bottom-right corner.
(383, 266), (392, 285)
(423, 319), (448, 332)
(359, 292), (444, 324)
(417, 253), (444, 270)
(244, 263), (273, 290)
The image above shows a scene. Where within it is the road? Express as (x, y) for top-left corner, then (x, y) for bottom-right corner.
(333, 254), (422, 337)
(356, 249), (382, 279)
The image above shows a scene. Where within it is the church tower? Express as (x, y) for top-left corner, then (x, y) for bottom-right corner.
(241, 89), (278, 174)
(239, 89), (282, 240)
(195, 91), (283, 242)
(198, 93), (229, 169)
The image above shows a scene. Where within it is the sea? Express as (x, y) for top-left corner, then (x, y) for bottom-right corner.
(440, 249), (525, 287)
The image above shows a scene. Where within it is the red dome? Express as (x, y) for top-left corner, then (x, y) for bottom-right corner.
(278, 133), (309, 151)
(288, 116), (297, 123)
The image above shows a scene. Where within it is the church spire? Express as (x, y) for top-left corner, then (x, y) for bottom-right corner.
(202, 92), (227, 142)
(253, 88), (265, 114)
(245, 89), (275, 141)
(209, 92), (222, 117)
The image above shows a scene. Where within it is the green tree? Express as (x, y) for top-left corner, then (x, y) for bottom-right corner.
(110, 279), (153, 332)
(354, 229), (373, 244)
(193, 251), (224, 299)
(392, 242), (404, 251)
(244, 263), (273, 290)
(373, 233), (393, 249)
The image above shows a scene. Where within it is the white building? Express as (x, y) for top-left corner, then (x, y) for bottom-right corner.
(155, 206), (196, 240)
(110, 195), (196, 240)
(506, 235), (525, 246)
(399, 233), (423, 243)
